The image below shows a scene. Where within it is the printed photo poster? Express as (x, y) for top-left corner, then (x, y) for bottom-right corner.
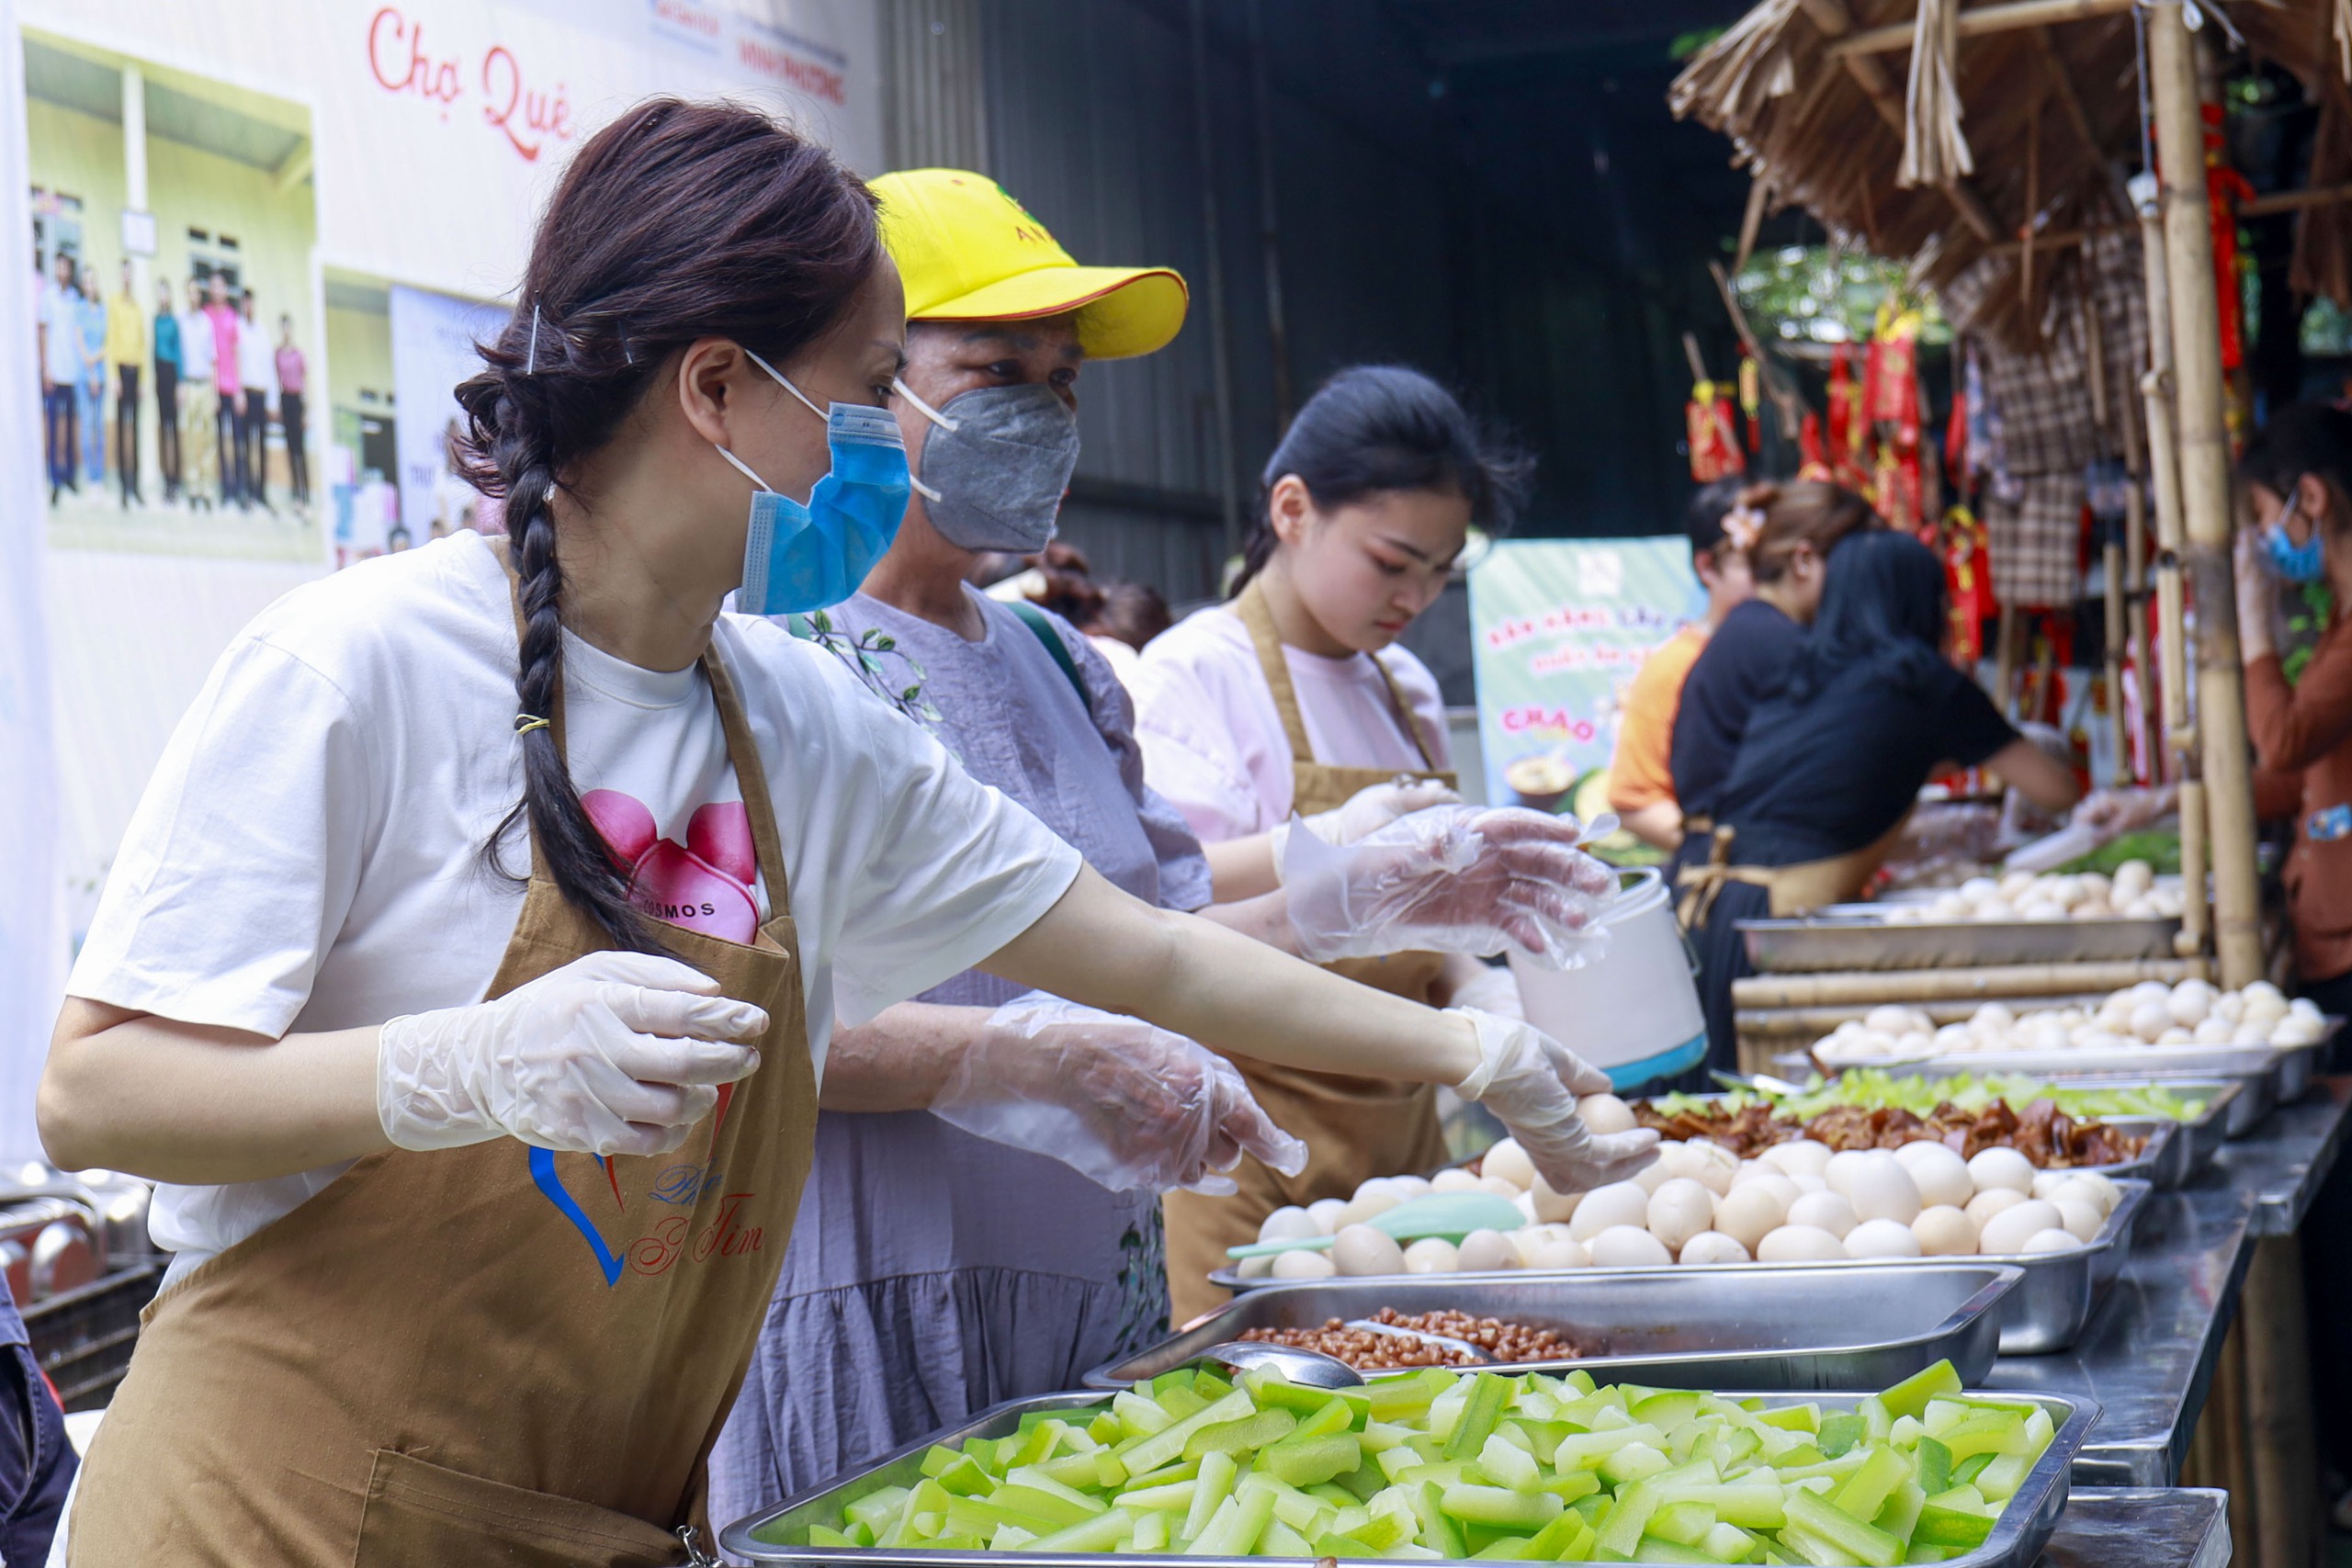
(1467, 537), (1707, 814)
(390, 282), (505, 557)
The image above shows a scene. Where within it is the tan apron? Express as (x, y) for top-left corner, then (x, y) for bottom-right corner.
(70, 570), (816, 1568)
(1673, 817), (1912, 929)
(1162, 582), (1457, 1325)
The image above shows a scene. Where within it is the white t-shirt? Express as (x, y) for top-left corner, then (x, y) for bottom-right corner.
(237, 317), (274, 407)
(38, 286), (80, 385)
(175, 308), (214, 381)
(1131, 603), (1452, 841)
(70, 531), (1081, 1282)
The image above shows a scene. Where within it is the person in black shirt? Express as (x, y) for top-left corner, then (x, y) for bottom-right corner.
(1669, 481), (1878, 838)
(1682, 531), (2080, 1068)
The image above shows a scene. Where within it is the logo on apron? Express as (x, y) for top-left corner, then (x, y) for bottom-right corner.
(529, 1083), (762, 1287)
(2308, 803), (2352, 842)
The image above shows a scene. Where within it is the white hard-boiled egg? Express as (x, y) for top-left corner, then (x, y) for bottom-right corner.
(1911, 1206), (1980, 1255)
(1979, 1200), (2064, 1254)
(1756, 1224), (1848, 1261)
(1844, 1218), (1924, 1258)
(1332, 1224), (1408, 1276)
(1677, 1231), (1752, 1265)
(1966, 1147), (2036, 1195)
(1587, 1225), (1673, 1267)
(1786, 1190), (1860, 1239)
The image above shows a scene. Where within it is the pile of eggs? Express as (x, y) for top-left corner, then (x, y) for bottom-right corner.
(1816, 979), (2325, 1065)
(1241, 1100), (2126, 1281)
(1881, 862), (2180, 924)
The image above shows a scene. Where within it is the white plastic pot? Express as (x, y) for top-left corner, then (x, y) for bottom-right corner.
(1508, 865), (1706, 1088)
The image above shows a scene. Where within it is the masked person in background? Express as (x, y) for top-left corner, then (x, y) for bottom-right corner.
(1680, 533), (2078, 1068)
(1133, 367), (1613, 1324)
(710, 171), (1648, 1521)
(1607, 477), (1752, 852)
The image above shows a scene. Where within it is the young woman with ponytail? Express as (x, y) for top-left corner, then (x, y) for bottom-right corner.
(39, 105), (1649, 1565)
(1130, 366), (1565, 1322)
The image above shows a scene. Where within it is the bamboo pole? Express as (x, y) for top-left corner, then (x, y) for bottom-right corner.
(1734, 995), (2120, 1041)
(2149, 2), (2263, 989)
(2242, 1235), (2319, 1568)
(1729, 956), (2208, 1010)
(2116, 321), (2157, 783)
(1829, 0), (2142, 59)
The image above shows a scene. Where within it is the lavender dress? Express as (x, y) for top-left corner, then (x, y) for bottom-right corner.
(709, 589), (1211, 1539)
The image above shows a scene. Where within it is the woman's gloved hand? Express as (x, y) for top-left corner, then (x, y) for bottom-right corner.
(377, 952), (767, 1156)
(1449, 1009), (1657, 1195)
(1270, 777), (1461, 875)
(1284, 805), (1617, 968)
(933, 994), (1307, 1195)
(2075, 784), (2178, 837)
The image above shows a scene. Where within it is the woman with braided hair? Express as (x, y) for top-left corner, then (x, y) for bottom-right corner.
(40, 99), (1649, 1566)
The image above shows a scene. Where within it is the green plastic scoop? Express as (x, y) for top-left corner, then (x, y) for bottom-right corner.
(1224, 1191), (1525, 1259)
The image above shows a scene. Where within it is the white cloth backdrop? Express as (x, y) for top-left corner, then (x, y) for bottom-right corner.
(0, 0), (65, 1168)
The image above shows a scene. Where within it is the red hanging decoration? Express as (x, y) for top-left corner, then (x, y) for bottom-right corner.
(2201, 103), (2254, 374)
(1939, 506), (1994, 665)
(1798, 411), (1832, 480)
(1685, 378), (1746, 482)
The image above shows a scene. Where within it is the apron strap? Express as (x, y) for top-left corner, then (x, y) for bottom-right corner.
(700, 645), (793, 909)
(1233, 580), (1439, 772)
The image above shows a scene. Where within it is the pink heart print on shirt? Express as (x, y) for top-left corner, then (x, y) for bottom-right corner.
(582, 789), (759, 942)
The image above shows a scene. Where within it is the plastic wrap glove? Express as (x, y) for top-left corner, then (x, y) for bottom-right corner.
(1283, 804), (1617, 967)
(1444, 963), (1525, 1021)
(377, 951), (767, 1156)
(1269, 777), (1461, 879)
(933, 994), (1307, 1195)
(1450, 1008), (1657, 1195)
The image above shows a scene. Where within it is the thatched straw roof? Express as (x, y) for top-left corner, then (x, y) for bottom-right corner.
(1670, 0), (2352, 348)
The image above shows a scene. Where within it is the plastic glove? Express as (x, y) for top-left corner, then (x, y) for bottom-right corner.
(2075, 785), (2177, 837)
(378, 951), (767, 1157)
(932, 993), (1307, 1195)
(1284, 805), (1617, 967)
(1445, 963), (1526, 1021)
(1449, 1008), (1657, 1196)
(1270, 777), (1461, 877)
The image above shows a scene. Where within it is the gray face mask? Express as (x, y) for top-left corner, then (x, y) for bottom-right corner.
(896, 380), (1081, 554)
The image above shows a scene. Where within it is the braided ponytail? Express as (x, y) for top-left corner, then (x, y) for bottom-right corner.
(455, 97), (882, 942)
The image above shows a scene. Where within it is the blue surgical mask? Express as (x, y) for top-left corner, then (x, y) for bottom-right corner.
(717, 349), (911, 615)
(2263, 490), (2326, 584)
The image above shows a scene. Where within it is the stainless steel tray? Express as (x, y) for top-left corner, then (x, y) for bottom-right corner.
(1087, 1264), (2019, 1391)
(1895, 1066), (2264, 1140)
(1742, 911), (2182, 973)
(1623, 1089), (2181, 1189)
(1212, 1181), (2149, 1357)
(721, 1388), (2098, 1568)
(1856, 1041), (2319, 1112)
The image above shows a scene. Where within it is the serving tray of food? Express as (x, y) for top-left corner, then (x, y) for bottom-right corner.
(724, 1364), (2097, 1568)
(1090, 1265), (2018, 1392)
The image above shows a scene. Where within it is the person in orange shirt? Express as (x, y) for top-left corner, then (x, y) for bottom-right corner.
(1608, 477), (1753, 850)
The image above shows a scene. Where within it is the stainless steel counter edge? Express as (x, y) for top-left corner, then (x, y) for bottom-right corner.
(2208, 1075), (2352, 1236)
(1986, 1184), (2257, 1485)
(2042, 1487), (2231, 1568)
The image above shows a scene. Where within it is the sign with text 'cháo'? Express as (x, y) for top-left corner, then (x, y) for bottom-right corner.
(1467, 538), (1706, 810)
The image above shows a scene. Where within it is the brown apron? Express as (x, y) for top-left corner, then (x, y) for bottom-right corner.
(1162, 582), (1457, 1325)
(1673, 816), (1913, 929)
(70, 570), (816, 1568)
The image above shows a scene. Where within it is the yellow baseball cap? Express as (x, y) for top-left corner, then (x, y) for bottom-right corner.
(871, 169), (1188, 361)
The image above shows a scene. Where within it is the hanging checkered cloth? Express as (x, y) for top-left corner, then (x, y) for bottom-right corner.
(1984, 475), (2084, 608)
(1939, 235), (2152, 608)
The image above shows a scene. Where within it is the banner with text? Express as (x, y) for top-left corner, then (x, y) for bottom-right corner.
(1467, 537), (1706, 810)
